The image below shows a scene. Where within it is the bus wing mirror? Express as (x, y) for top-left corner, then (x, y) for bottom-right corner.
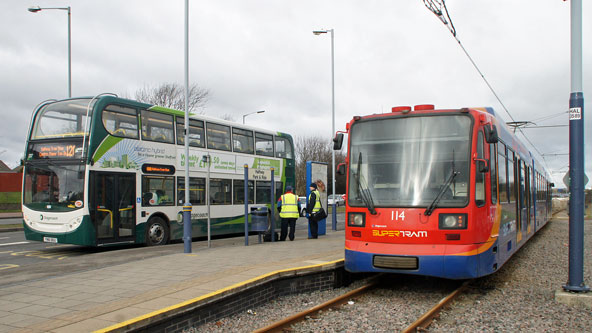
(476, 159), (489, 173)
(337, 163), (346, 176)
(333, 133), (344, 150)
(484, 124), (499, 143)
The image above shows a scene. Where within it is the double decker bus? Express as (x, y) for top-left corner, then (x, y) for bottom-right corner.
(22, 95), (295, 246)
(334, 104), (553, 279)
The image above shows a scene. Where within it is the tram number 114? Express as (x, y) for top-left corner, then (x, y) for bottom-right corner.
(391, 210), (405, 221)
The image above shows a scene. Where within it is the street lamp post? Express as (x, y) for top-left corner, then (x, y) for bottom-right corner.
(313, 28), (337, 231)
(28, 6), (72, 98)
(242, 110), (265, 124)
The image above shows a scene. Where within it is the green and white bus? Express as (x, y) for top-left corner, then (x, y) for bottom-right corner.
(22, 95), (295, 246)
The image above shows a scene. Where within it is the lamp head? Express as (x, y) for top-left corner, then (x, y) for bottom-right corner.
(313, 30), (327, 35)
(28, 6), (42, 13)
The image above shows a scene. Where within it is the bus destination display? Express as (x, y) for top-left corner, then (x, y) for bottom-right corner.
(29, 142), (82, 159)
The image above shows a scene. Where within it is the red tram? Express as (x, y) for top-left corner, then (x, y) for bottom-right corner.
(333, 105), (553, 279)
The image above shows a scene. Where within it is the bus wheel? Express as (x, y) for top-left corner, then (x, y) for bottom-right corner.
(146, 217), (169, 246)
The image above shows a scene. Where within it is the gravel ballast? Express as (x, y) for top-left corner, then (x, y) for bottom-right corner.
(193, 215), (592, 332)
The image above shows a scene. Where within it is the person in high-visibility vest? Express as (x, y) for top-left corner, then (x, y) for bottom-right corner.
(276, 186), (301, 241)
(306, 183), (322, 239)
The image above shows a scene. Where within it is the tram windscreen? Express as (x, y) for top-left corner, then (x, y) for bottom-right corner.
(348, 114), (471, 208)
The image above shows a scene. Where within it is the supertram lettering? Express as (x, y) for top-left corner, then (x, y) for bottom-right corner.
(372, 230), (428, 238)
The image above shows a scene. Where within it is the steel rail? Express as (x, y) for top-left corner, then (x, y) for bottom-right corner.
(253, 278), (379, 333)
(402, 279), (472, 333)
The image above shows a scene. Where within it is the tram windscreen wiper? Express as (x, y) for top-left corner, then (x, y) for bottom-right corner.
(424, 170), (460, 216)
(355, 152), (377, 215)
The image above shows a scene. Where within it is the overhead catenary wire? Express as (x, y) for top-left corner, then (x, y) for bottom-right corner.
(422, 0), (552, 169)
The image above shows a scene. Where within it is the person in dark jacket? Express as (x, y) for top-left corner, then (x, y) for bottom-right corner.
(306, 183), (322, 239)
(276, 186), (301, 241)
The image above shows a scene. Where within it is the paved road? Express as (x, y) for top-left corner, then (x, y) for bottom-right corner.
(0, 217), (22, 225)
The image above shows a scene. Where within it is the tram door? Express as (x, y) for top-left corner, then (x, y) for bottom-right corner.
(91, 172), (136, 245)
(518, 161), (527, 239)
(524, 166), (532, 233)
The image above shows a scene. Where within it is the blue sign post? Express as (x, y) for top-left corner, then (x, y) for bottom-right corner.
(271, 168), (276, 242)
(244, 164), (249, 246)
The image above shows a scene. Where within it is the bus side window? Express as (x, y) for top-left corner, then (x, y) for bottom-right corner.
(275, 136), (293, 159)
(206, 122), (231, 151)
(255, 132), (274, 157)
(142, 176), (174, 206)
(232, 128), (254, 154)
(210, 178), (231, 205)
(102, 105), (139, 139)
(177, 118), (205, 148)
(141, 110), (174, 144)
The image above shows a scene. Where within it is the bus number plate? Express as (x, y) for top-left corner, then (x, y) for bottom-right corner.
(43, 237), (58, 243)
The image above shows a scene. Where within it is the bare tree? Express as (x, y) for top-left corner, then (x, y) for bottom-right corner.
(218, 113), (236, 122)
(134, 83), (209, 114)
(294, 135), (346, 196)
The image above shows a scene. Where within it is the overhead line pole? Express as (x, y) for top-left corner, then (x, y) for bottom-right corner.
(182, 0), (192, 253)
(563, 0), (589, 293)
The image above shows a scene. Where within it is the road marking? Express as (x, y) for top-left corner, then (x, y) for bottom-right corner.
(0, 264), (19, 270)
(0, 237), (9, 240)
(0, 241), (30, 247)
(0, 250), (14, 254)
(11, 250), (71, 260)
(45, 244), (71, 249)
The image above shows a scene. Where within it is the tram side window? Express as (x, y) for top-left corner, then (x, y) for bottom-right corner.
(232, 128), (254, 154)
(508, 151), (516, 202)
(207, 122), (231, 151)
(275, 136), (293, 159)
(255, 132), (274, 157)
(540, 175), (544, 201)
(142, 176), (174, 206)
(177, 177), (205, 205)
(490, 143), (497, 204)
(475, 131), (486, 207)
(210, 178), (231, 205)
(102, 105), (139, 139)
(535, 174), (540, 201)
(233, 179), (254, 204)
(498, 152), (508, 203)
(176, 118), (205, 148)
(141, 110), (174, 144)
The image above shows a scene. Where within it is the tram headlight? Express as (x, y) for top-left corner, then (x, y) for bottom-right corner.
(348, 212), (365, 227)
(439, 214), (467, 230)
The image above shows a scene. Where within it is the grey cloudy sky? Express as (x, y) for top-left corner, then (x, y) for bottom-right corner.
(0, 0), (590, 187)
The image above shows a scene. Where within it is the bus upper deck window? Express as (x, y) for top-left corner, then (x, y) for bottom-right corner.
(256, 132), (274, 157)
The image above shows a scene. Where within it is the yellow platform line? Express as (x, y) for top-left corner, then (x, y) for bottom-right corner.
(94, 258), (345, 333)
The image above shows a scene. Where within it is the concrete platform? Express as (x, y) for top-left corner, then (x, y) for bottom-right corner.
(555, 289), (592, 309)
(0, 227), (345, 332)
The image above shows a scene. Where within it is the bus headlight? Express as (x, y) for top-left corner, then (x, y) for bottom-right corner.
(69, 216), (83, 230)
(348, 212), (365, 227)
(439, 214), (467, 230)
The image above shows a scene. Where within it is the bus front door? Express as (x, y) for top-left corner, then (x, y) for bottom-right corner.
(91, 172), (136, 245)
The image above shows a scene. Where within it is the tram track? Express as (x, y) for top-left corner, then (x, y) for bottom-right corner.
(250, 275), (469, 333)
(253, 277), (380, 333)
